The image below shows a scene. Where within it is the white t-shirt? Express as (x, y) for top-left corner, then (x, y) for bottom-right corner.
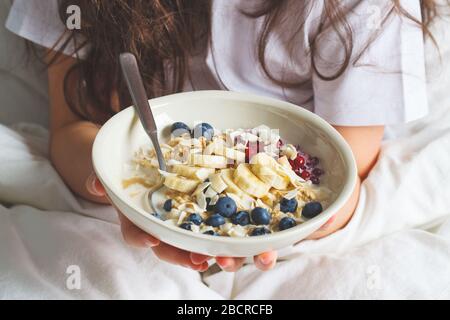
(6, 0), (428, 126)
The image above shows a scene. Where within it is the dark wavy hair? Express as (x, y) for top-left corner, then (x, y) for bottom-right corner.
(45, 0), (442, 124)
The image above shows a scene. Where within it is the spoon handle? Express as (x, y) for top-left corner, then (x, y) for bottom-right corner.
(120, 53), (166, 171)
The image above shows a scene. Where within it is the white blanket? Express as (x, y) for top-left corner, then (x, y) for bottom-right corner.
(1, 18), (450, 301)
(1, 99), (450, 299)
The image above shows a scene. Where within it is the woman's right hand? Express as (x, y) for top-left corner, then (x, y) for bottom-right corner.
(86, 173), (210, 271)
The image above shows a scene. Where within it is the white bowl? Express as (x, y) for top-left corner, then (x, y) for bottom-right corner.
(92, 90), (357, 257)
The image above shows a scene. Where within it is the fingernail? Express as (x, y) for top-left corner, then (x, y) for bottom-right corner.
(86, 173), (103, 196)
(320, 215), (336, 230)
(144, 239), (158, 248)
(218, 259), (231, 269)
(199, 263), (209, 272)
(190, 253), (209, 265)
(259, 255), (272, 265)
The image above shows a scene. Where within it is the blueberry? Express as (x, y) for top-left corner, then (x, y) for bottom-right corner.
(214, 197), (237, 218)
(152, 213), (162, 220)
(187, 213), (203, 226)
(251, 207), (271, 225)
(163, 199), (172, 212)
(302, 202), (323, 219)
(171, 122), (191, 137)
(278, 217), (297, 231)
(206, 198), (215, 211)
(193, 123), (215, 141)
(205, 214), (226, 227)
(306, 156), (319, 168)
(312, 168), (323, 176)
(310, 176), (320, 185)
(279, 198), (298, 213)
(250, 227), (271, 236)
(231, 211), (250, 226)
(203, 230), (218, 236)
(179, 223), (192, 231)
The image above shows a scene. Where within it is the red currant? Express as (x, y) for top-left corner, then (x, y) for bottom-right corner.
(294, 155), (305, 167)
(300, 170), (311, 180)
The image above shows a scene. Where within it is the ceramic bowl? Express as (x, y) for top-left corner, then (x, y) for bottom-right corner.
(92, 90), (357, 257)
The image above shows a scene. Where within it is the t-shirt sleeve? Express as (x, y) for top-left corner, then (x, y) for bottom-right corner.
(312, 0), (428, 126)
(5, 0), (87, 58)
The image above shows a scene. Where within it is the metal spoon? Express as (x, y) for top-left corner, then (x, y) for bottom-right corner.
(119, 53), (168, 215)
(120, 53), (166, 172)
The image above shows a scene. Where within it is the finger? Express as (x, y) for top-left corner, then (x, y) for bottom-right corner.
(118, 212), (160, 248)
(152, 242), (209, 271)
(85, 172), (106, 197)
(216, 257), (246, 272)
(117, 212), (208, 271)
(306, 214), (337, 240)
(190, 252), (212, 265)
(319, 214), (337, 231)
(254, 251), (277, 271)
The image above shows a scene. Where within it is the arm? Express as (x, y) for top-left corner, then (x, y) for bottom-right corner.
(307, 125), (384, 240)
(46, 52), (108, 204)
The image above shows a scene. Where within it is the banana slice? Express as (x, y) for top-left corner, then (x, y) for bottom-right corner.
(250, 152), (279, 167)
(281, 144), (298, 160)
(251, 164), (289, 190)
(189, 154), (228, 169)
(220, 169), (246, 196)
(276, 165), (305, 187)
(233, 164), (270, 198)
(209, 172), (228, 193)
(251, 153), (304, 187)
(171, 164), (215, 181)
(164, 175), (200, 193)
(277, 156), (292, 169)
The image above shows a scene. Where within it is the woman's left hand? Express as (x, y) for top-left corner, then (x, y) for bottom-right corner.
(190, 251), (278, 273)
(205, 213), (337, 273)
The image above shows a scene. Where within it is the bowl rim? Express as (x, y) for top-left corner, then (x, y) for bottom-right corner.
(93, 90), (358, 245)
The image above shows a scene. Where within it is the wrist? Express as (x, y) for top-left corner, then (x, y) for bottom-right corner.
(307, 177), (361, 240)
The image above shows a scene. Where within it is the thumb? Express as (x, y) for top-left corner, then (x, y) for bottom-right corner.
(85, 172), (106, 196)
